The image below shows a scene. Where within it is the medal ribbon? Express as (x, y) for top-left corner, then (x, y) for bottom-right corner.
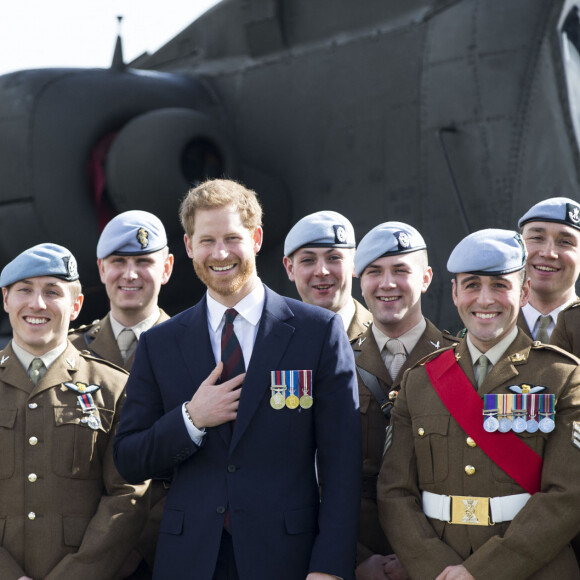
(78, 393), (96, 413)
(425, 350), (542, 495)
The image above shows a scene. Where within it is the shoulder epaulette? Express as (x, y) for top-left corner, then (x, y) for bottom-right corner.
(417, 344), (457, 367)
(69, 319), (101, 335)
(79, 351), (129, 375)
(530, 341), (580, 363)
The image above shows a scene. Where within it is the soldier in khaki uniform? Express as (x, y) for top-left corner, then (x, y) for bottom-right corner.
(353, 222), (457, 580)
(69, 210), (174, 578)
(378, 229), (580, 580)
(0, 243), (147, 579)
(69, 210), (173, 371)
(551, 299), (580, 354)
(517, 197), (580, 342)
(283, 210), (372, 343)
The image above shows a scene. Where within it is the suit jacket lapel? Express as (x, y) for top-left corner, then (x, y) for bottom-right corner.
(230, 288), (294, 452)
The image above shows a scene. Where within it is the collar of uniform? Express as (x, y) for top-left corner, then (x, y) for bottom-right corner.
(206, 280), (265, 333)
(522, 299), (576, 338)
(110, 306), (161, 340)
(465, 326), (518, 368)
(371, 317), (427, 355)
(11, 339), (68, 372)
(336, 297), (356, 332)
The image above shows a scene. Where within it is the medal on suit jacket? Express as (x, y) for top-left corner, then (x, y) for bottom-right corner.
(484, 391), (555, 434)
(64, 381), (102, 430)
(270, 383), (287, 410)
(286, 370), (300, 409)
(538, 393), (555, 433)
(299, 370), (313, 409)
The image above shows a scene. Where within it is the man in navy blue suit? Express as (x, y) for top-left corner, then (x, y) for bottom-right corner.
(114, 179), (362, 580)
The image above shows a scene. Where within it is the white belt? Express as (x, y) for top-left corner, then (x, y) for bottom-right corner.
(422, 491), (531, 525)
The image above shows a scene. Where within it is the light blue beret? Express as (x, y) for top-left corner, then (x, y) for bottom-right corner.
(354, 221), (426, 277)
(97, 210), (167, 259)
(284, 211), (356, 257)
(518, 197), (580, 231)
(447, 229), (527, 275)
(0, 243), (79, 287)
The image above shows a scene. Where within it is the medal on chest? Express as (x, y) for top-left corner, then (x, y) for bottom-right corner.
(63, 381), (102, 430)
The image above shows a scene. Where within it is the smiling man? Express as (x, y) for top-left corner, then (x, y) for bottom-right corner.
(352, 222), (456, 580)
(0, 243), (147, 579)
(517, 197), (580, 342)
(114, 179), (361, 580)
(70, 210), (174, 371)
(283, 211), (372, 342)
(378, 229), (580, 580)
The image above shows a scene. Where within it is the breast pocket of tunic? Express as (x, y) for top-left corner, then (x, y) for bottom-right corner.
(0, 409), (17, 479)
(412, 414), (450, 484)
(52, 406), (114, 479)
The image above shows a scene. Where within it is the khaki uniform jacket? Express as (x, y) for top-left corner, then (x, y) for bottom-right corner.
(352, 319), (458, 565)
(347, 299), (372, 344)
(378, 331), (580, 580)
(69, 309), (170, 372)
(550, 299), (580, 355)
(517, 310), (533, 340)
(0, 341), (148, 580)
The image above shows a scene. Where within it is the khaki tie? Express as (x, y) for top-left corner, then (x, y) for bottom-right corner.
(535, 315), (552, 343)
(118, 328), (137, 363)
(385, 338), (407, 380)
(29, 358), (45, 386)
(476, 355), (490, 388)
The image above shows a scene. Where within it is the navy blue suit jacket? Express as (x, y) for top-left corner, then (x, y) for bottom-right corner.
(114, 286), (362, 580)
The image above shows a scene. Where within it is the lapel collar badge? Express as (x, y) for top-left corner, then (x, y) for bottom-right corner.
(358, 337), (366, 347)
(430, 340), (440, 349)
(509, 352), (526, 363)
(455, 353), (461, 361)
(1, 355), (9, 364)
(66, 358), (75, 368)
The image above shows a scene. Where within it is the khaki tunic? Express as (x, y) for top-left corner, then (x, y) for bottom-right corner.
(0, 341), (148, 580)
(352, 319), (458, 565)
(550, 299), (580, 355)
(69, 309), (170, 372)
(517, 310), (533, 340)
(347, 299), (373, 344)
(378, 331), (580, 580)
(70, 309), (171, 576)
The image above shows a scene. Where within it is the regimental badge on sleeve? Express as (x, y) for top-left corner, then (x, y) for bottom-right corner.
(573, 422), (580, 451)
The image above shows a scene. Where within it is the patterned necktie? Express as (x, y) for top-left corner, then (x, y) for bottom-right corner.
(118, 328), (137, 363)
(221, 309), (245, 382)
(535, 315), (552, 343)
(386, 338), (407, 380)
(476, 355), (490, 388)
(29, 357), (45, 386)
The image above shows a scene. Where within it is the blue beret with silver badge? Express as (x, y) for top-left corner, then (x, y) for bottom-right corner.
(518, 197), (580, 231)
(97, 210), (167, 259)
(0, 243), (79, 287)
(354, 221), (426, 277)
(284, 210), (356, 257)
(447, 229), (527, 275)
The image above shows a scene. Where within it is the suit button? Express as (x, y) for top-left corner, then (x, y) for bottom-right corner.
(465, 465), (476, 476)
(28, 473), (37, 483)
(216, 506), (226, 514)
(466, 437), (477, 448)
(227, 465), (236, 473)
(29, 437), (38, 446)
(28, 403), (38, 410)
(28, 512), (36, 520)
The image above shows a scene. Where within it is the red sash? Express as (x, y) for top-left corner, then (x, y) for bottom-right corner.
(425, 349), (542, 495)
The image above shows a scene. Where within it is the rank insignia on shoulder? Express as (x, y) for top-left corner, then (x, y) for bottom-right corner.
(509, 352), (526, 362)
(573, 422), (580, 451)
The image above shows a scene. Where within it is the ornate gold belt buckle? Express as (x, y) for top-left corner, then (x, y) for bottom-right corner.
(449, 495), (491, 526)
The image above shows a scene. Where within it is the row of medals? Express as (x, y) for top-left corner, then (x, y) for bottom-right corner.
(483, 412), (554, 434)
(270, 387), (313, 410)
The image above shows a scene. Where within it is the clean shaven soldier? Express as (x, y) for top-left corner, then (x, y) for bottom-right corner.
(378, 229), (580, 580)
(353, 222), (457, 580)
(69, 210), (174, 579)
(517, 197), (580, 342)
(0, 243), (147, 580)
(283, 210), (372, 343)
